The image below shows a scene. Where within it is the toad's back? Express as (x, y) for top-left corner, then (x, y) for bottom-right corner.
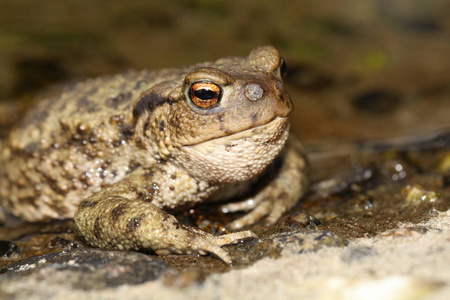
(0, 69), (182, 221)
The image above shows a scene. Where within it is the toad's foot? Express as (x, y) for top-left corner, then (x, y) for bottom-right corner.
(74, 191), (256, 264)
(154, 225), (257, 263)
(223, 143), (308, 230)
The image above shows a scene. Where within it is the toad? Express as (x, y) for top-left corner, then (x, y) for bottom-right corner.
(0, 46), (307, 263)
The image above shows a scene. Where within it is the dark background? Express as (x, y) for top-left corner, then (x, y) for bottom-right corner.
(1, 0), (449, 143)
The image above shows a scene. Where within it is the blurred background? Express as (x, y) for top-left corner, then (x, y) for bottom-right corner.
(0, 0), (449, 144)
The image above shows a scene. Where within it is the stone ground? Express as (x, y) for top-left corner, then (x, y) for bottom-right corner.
(1, 211), (449, 300)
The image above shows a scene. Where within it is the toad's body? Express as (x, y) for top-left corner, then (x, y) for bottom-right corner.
(0, 46), (307, 263)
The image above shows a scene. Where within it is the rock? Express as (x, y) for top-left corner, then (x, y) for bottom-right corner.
(341, 246), (379, 263)
(1, 248), (175, 290)
(267, 230), (348, 256)
(0, 241), (19, 258)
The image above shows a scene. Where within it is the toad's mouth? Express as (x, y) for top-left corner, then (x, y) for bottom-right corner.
(186, 116), (289, 147)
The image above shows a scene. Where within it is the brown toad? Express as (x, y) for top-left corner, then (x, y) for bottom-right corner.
(0, 46), (307, 263)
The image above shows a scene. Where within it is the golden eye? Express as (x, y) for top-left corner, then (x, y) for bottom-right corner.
(189, 82), (222, 109)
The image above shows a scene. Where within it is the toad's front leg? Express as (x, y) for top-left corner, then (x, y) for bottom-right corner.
(74, 172), (256, 264)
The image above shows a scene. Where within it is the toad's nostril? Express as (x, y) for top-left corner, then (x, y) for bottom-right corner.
(244, 83), (264, 101)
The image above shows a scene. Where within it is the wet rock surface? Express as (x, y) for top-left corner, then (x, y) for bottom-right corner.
(0, 241), (19, 258)
(1, 249), (174, 291)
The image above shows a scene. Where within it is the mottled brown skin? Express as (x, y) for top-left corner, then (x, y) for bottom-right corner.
(0, 46), (307, 263)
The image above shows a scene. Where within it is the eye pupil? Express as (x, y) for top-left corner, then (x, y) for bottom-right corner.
(194, 88), (217, 100)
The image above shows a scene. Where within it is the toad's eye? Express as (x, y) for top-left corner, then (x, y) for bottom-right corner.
(280, 58), (287, 77)
(189, 82), (222, 109)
